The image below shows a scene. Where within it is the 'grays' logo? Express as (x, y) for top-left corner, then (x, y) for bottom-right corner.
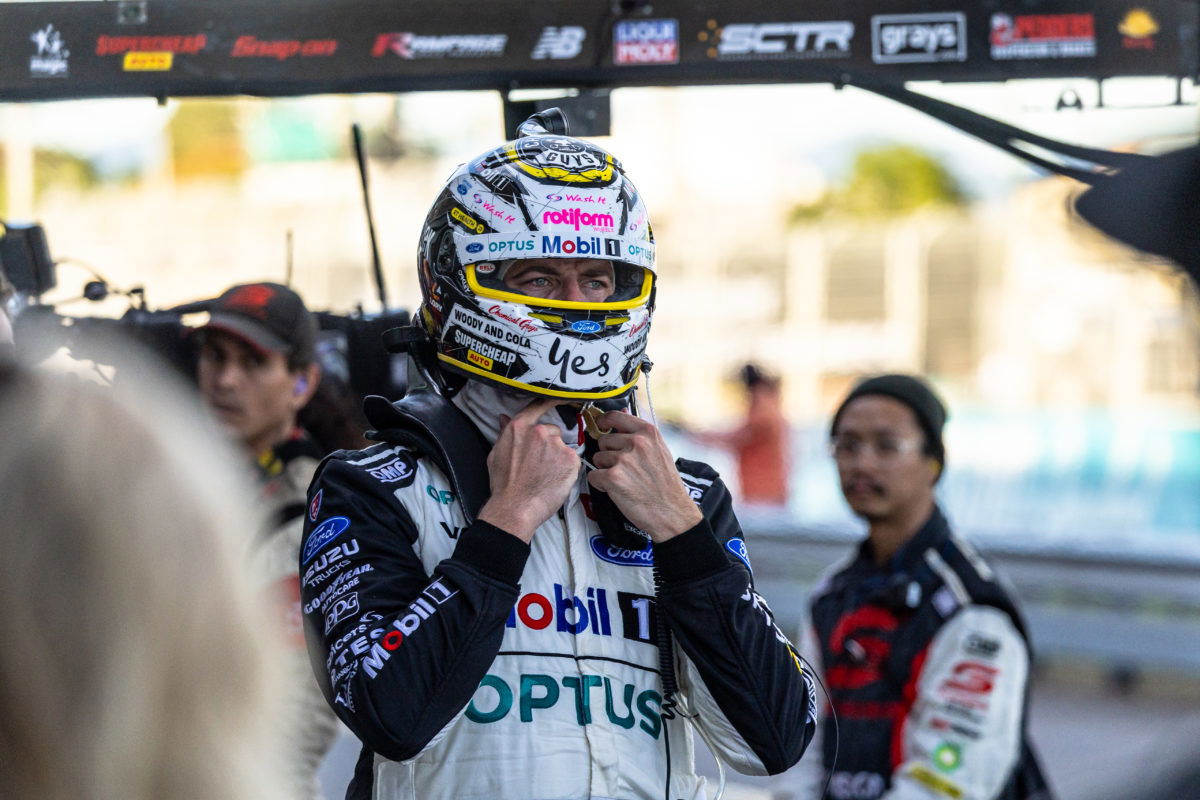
(590, 535), (653, 567)
(303, 516), (351, 564)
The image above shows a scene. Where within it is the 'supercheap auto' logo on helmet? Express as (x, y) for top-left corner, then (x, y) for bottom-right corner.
(508, 136), (616, 185)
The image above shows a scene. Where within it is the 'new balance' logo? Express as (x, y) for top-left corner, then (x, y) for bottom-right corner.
(532, 26), (585, 60)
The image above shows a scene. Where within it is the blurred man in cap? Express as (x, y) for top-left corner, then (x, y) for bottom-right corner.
(198, 281), (321, 460)
(797, 374), (1052, 800)
(195, 281), (340, 800)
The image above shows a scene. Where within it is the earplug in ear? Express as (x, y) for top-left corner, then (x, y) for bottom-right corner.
(294, 376), (308, 396)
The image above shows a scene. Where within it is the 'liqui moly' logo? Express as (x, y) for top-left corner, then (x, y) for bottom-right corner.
(543, 208), (615, 231)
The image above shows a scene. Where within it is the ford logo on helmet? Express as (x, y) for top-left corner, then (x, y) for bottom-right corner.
(466, 242), (484, 254)
(590, 535), (653, 567)
(570, 320), (602, 334)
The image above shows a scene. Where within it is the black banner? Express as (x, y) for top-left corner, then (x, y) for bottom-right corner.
(0, 0), (1194, 101)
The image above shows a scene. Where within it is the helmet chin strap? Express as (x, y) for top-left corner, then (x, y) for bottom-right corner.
(632, 355), (656, 427)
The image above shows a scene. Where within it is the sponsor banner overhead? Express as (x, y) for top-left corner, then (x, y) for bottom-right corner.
(0, 0), (1187, 101)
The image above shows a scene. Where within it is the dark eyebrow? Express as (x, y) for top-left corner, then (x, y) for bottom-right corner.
(507, 264), (556, 279)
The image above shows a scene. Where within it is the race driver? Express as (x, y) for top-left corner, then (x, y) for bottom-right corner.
(298, 115), (817, 799)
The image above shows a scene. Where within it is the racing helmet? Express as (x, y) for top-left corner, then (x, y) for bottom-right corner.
(415, 120), (655, 401)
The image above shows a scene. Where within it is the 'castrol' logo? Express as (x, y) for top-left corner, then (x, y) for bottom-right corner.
(542, 208), (615, 231)
(589, 534), (653, 566)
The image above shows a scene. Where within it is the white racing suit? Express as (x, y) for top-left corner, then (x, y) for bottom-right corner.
(299, 382), (817, 799)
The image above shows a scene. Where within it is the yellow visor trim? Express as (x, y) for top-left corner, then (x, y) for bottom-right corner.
(438, 353), (639, 399)
(465, 264), (653, 311)
(529, 313), (563, 324)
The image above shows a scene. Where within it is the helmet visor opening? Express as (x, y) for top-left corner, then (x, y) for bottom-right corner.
(467, 259), (652, 310)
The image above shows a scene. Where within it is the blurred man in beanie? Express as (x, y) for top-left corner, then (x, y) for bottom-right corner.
(195, 281), (340, 800)
(796, 374), (1052, 800)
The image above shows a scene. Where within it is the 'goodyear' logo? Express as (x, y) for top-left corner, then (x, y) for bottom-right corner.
(123, 51), (173, 71)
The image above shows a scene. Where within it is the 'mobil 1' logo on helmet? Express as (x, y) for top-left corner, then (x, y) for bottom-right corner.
(508, 136), (616, 186)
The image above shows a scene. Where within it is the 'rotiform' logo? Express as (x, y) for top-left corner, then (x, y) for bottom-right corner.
(542, 208), (615, 231)
(871, 13), (966, 64)
(362, 578), (459, 677)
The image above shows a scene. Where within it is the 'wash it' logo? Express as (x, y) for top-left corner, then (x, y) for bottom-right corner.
(543, 208), (615, 231)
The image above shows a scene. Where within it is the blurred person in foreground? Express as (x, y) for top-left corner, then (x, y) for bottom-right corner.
(0, 359), (291, 800)
(796, 375), (1052, 800)
(299, 117), (817, 799)
(194, 281), (340, 799)
(691, 362), (791, 508)
(0, 270), (15, 362)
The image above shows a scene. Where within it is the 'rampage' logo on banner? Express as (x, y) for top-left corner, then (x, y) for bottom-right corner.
(507, 136), (616, 185)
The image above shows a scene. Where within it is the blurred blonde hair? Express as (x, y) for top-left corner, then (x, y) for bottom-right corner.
(0, 359), (294, 800)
